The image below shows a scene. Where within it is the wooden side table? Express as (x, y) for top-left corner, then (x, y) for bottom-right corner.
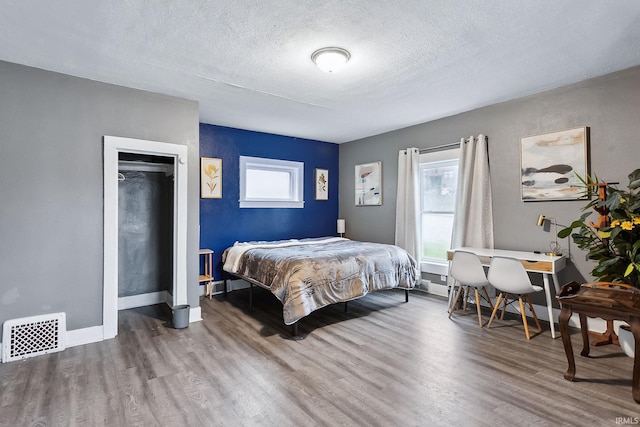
(557, 281), (640, 403)
(199, 249), (214, 300)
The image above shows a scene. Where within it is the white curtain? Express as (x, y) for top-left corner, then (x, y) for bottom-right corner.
(451, 135), (494, 249)
(395, 147), (421, 260)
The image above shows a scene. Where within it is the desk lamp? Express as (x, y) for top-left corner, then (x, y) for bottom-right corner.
(536, 214), (561, 256)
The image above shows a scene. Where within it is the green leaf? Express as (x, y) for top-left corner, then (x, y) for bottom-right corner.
(575, 171), (588, 187)
(628, 169), (640, 190)
(594, 263), (616, 274)
(629, 200), (640, 212)
(579, 212), (592, 222)
(625, 263), (635, 277)
(609, 227), (622, 240)
(558, 227), (573, 239)
(581, 200), (598, 212)
(604, 191), (622, 210)
(599, 256), (623, 267)
(572, 219), (587, 227)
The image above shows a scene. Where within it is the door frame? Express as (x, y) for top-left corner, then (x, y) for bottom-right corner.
(103, 136), (188, 339)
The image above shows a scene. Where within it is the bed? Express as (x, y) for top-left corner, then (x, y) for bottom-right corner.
(222, 237), (420, 336)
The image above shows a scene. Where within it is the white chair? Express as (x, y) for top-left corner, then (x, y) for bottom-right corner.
(486, 256), (543, 339)
(448, 250), (495, 327)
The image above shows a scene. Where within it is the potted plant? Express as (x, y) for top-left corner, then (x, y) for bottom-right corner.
(558, 168), (640, 287)
(558, 168), (640, 356)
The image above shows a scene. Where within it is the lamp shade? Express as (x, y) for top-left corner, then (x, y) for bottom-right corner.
(535, 214), (561, 255)
(337, 219), (346, 234)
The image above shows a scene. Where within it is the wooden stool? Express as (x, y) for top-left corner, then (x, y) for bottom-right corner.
(199, 249), (214, 299)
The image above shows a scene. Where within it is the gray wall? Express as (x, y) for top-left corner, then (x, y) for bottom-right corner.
(340, 65), (640, 293)
(0, 61), (200, 331)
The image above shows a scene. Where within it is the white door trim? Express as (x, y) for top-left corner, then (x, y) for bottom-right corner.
(103, 136), (188, 340)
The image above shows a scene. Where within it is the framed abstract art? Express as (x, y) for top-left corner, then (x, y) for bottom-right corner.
(521, 127), (589, 201)
(355, 161), (382, 206)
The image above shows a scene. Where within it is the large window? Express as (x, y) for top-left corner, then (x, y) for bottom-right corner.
(239, 156), (304, 208)
(420, 148), (459, 271)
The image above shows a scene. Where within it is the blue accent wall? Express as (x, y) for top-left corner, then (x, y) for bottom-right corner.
(200, 124), (339, 279)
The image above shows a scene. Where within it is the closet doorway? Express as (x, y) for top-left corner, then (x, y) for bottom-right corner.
(103, 136), (188, 340)
(117, 154), (174, 311)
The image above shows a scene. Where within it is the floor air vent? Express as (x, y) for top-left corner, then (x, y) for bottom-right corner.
(2, 313), (66, 363)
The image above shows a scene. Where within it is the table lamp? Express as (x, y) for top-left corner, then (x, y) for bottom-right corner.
(337, 219), (345, 237)
(536, 214), (561, 256)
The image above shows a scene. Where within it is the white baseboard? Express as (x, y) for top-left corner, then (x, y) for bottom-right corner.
(118, 291), (169, 310)
(428, 286), (609, 333)
(69, 305), (201, 347)
(68, 325), (104, 348)
(495, 301), (608, 332)
(198, 280), (227, 296)
(190, 306), (202, 322)
(0, 298), (202, 362)
(0, 324), (105, 357)
(197, 279), (250, 296)
(426, 280), (448, 297)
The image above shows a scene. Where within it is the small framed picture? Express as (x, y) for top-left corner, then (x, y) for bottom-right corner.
(355, 161), (382, 206)
(201, 157), (222, 199)
(315, 168), (329, 200)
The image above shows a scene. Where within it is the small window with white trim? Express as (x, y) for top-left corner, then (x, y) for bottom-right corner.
(239, 156), (304, 208)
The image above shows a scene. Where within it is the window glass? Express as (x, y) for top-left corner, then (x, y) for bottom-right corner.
(245, 169), (291, 199)
(239, 156), (304, 208)
(420, 149), (459, 262)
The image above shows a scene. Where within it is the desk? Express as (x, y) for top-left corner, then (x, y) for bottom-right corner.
(557, 282), (640, 403)
(448, 247), (566, 338)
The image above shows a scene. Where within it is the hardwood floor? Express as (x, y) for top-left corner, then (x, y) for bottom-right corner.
(1, 289), (638, 426)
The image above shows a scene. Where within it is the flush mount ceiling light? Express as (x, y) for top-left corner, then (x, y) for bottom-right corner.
(311, 47), (351, 73)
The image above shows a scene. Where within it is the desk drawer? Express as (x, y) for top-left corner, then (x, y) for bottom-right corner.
(521, 259), (553, 273)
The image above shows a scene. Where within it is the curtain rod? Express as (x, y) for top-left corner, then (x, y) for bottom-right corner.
(419, 142), (460, 154)
(419, 135), (488, 154)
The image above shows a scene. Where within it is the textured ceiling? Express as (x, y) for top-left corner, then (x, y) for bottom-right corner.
(1, 1), (639, 143)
